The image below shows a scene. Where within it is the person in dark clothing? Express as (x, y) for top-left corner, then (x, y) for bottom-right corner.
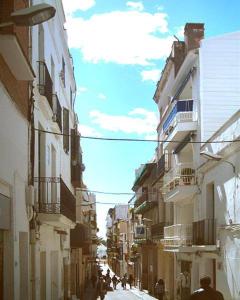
(128, 274), (134, 289)
(96, 277), (107, 300)
(112, 275), (118, 290)
(190, 276), (224, 300)
(121, 274), (127, 290)
(155, 279), (165, 300)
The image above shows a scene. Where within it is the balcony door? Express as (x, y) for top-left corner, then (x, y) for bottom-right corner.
(206, 182), (215, 220)
(38, 125), (46, 204)
(38, 24), (44, 61)
(51, 145), (57, 204)
(206, 182), (215, 243)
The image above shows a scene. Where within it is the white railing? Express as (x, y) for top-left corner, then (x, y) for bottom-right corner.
(163, 163), (196, 193)
(161, 111), (197, 140)
(162, 224), (193, 247)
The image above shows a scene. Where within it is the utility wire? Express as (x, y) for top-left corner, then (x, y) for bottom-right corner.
(77, 201), (130, 206)
(79, 189), (134, 195)
(34, 128), (240, 144)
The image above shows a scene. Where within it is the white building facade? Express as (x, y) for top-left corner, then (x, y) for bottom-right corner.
(154, 23), (240, 299)
(0, 1), (35, 299)
(30, 1), (79, 299)
(198, 110), (240, 300)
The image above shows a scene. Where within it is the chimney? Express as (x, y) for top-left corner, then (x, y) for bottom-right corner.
(172, 41), (185, 77)
(184, 23), (204, 53)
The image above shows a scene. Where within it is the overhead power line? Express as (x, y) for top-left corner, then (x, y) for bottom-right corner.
(77, 201), (130, 206)
(79, 188), (134, 195)
(34, 128), (240, 144)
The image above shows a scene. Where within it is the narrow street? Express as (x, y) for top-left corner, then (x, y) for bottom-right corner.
(99, 264), (157, 300)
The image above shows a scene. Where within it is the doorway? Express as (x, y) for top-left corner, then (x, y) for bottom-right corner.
(0, 231), (3, 300)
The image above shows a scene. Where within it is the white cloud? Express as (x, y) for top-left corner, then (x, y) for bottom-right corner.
(175, 25), (184, 39)
(89, 108), (158, 136)
(65, 11), (173, 65)
(77, 86), (88, 94)
(126, 1), (144, 11)
(78, 124), (102, 137)
(145, 133), (158, 140)
(141, 69), (161, 82)
(62, 0), (96, 15)
(157, 5), (164, 11)
(98, 93), (107, 100)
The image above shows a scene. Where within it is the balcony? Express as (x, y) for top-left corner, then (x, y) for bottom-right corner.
(70, 223), (91, 248)
(52, 94), (62, 132)
(71, 130), (84, 188)
(134, 191), (148, 208)
(38, 61), (53, 109)
(192, 219), (217, 251)
(163, 163), (197, 203)
(35, 177), (76, 228)
(151, 222), (165, 240)
(161, 224), (192, 250)
(161, 100), (197, 151)
(134, 200), (157, 214)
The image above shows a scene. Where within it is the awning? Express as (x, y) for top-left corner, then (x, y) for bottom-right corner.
(172, 68), (195, 101)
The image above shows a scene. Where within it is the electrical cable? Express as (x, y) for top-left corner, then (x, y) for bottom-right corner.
(79, 189), (134, 195)
(77, 201), (130, 206)
(34, 128), (240, 144)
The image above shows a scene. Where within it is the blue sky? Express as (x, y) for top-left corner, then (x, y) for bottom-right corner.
(62, 0), (240, 238)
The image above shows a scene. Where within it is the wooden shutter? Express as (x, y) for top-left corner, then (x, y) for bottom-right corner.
(63, 108), (69, 152)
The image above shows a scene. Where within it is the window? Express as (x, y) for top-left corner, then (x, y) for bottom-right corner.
(61, 57), (65, 87)
(38, 24), (44, 61)
(51, 56), (55, 92)
(63, 108), (69, 152)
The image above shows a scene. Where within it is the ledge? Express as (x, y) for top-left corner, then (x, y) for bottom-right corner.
(0, 34), (35, 80)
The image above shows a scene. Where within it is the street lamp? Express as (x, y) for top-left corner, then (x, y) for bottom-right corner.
(200, 150), (236, 174)
(0, 3), (56, 28)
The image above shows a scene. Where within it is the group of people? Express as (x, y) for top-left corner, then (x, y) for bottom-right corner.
(91, 267), (135, 299)
(154, 276), (224, 300)
(120, 273), (134, 290)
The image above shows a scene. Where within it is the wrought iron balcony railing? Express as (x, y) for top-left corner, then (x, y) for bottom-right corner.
(38, 61), (53, 108)
(34, 177), (76, 222)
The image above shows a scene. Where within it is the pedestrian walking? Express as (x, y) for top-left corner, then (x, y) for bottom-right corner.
(105, 273), (112, 290)
(122, 274), (128, 290)
(155, 279), (165, 300)
(128, 274), (134, 289)
(190, 276), (224, 300)
(112, 275), (118, 290)
(96, 277), (108, 300)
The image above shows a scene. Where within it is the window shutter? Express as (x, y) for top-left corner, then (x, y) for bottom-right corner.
(63, 108), (69, 152)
